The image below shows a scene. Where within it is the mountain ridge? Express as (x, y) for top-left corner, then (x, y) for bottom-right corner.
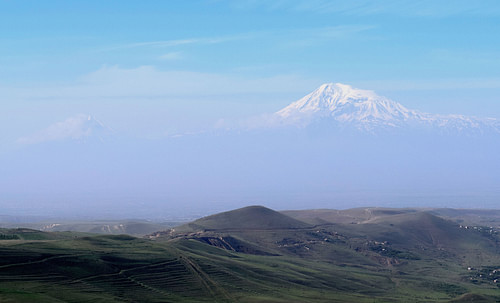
(273, 83), (500, 134)
(17, 114), (114, 145)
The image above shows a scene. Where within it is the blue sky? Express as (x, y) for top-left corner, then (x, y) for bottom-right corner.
(1, 0), (500, 217)
(2, 1), (500, 139)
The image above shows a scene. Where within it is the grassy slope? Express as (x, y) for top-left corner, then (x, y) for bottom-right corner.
(0, 235), (396, 303)
(175, 205), (311, 232)
(281, 208), (420, 225)
(282, 207), (500, 228)
(1, 209), (500, 302)
(1, 221), (181, 236)
(1, 234), (498, 303)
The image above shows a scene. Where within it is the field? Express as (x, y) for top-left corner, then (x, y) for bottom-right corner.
(0, 206), (500, 302)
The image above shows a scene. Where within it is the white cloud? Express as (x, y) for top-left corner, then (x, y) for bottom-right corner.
(94, 25), (370, 57)
(4, 65), (500, 104)
(17, 114), (96, 145)
(8, 65), (500, 102)
(96, 35), (247, 53)
(3, 65), (320, 100)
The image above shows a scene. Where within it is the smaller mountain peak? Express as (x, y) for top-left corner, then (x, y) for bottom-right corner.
(316, 83), (352, 93)
(17, 114), (114, 145)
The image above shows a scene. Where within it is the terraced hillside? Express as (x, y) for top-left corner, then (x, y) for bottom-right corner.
(1, 206), (500, 302)
(1, 220), (180, 236)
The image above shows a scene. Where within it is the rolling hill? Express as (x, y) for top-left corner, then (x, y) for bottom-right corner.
(1, 206), (500, 302)
(174, 205), (311, 232)
(281, 207), (420, 225)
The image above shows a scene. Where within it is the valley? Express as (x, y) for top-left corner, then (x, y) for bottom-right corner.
(1, 206), (499, 302)
(4, 2), (500, 302)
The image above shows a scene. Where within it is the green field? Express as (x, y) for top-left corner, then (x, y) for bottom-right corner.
(1, 206), (500, 302)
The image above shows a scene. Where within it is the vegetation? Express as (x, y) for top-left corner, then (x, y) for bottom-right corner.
(0, 206), (500, 302)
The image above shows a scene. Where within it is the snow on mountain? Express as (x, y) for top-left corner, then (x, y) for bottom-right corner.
(17, 114), (113, 145)
(274, 83), (500, 134)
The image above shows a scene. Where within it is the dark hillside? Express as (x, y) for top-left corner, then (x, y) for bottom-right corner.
(2, 206), (500, 302)
(335, 211), (500, 266)
(175, 205), (311, 232)
(430, 208), (500, 228)
(282, 208), (420, 224)
(368, 212), (482, 247)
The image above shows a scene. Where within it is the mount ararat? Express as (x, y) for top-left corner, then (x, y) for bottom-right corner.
(270, 83), (500, 134)
(2, 83), (500, 218)
(15, 83), (500, 144)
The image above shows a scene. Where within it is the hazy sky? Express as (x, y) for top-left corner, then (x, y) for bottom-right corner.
(1, 1), (500, 218)
(2, 0), (500, 144)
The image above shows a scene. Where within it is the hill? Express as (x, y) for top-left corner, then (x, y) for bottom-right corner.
(281, 207), (419, 225)
(2, 206), (500, 302)
(1, 220), (182, 237)
(341, 212), (499, 258)
(430, 208), (500, 228)
(0, 227), (91, 241)
(174, 205), (311, 232)
(282, 207), (500, 228)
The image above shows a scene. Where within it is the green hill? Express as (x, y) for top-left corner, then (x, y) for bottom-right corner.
(1, 220), (180, 236)
(175, 205), (311, 232)
(281, 207), (420, 225)
(360, 212), (498, 252)
(0, 228), (91, 241)
(1, 206), (500, 302)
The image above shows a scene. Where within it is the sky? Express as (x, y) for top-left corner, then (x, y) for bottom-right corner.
(2, 0), (500, 141)
(1, 1), (500, 218)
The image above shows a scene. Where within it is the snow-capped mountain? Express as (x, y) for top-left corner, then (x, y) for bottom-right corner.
(17, 114), (113, 145)
(79, 114), (114, 142)
(275, 83), (500, 134)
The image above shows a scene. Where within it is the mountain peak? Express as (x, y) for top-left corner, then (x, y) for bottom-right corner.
(17, 114), (114, 145)
(273, 83), (499, 134)
(317, 82), (353, 92)
(311, 83), (360, 100)
(275, 83), (412, 130)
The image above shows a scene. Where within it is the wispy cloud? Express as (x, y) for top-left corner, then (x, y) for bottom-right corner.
(94, 24), (371, 55)
(96, 35), (247, 53)
(290, 25), (375, 39)
(50, 65), (321, 98)
(272, 25), (374, 49)
(7, 64), (500, 103)
(123, 37), (229, 48)
(17, 114), (101, 145)
(224, 0), (500, 17)
(159, 51), (183, 61)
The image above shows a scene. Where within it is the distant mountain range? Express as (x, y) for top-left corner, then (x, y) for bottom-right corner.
(17, 114), (113, 145)
(17, 84), (500, 145)
(272, 83), (500, 134)
(3, 83), (500, 218)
